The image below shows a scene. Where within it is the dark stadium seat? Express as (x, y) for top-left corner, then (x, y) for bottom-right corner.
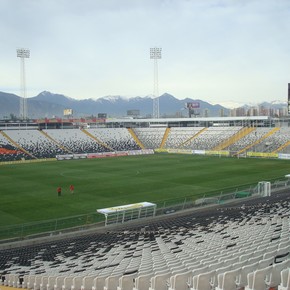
(1, 187), (290, 289)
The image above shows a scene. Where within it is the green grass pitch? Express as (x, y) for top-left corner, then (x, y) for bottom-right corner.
(1, 154), (290, 227)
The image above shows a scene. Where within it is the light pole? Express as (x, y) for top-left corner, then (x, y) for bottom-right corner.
(17, 48), (30, 120)
(150, 47), (162, 118)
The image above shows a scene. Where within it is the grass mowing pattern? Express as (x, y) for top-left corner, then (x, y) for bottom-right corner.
(1, 154), (290, 227)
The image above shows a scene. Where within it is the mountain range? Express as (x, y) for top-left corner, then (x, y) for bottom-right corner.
(0, 91), (287, 119)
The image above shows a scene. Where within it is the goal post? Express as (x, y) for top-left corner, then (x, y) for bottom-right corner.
(258, 181), (271, 197)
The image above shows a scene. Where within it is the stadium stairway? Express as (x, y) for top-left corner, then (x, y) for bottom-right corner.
(127, 128), (145, 149)
(273, 140), (290, 154)
(178, 127), (208, 148)
(237, 127), (280, 155)
(213, 127), (255, 151)
(81, 129), (114, 151)
(0, 131), (36, 159)
(160, 128), (171, 149)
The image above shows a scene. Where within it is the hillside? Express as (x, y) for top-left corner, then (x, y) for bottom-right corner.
(0, 91), (228, 118)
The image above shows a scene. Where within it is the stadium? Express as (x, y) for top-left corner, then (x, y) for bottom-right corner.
(1, 115), (290, 290)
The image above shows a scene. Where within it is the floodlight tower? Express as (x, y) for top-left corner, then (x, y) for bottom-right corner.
(17, 48), (30, 120)
(150, 47), (162, 118)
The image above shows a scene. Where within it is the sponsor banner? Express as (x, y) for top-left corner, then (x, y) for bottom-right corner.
(87, 154), (106, 159)
(88, 151), (128, 159)
(167, 149), (193, 154)
(141, 149), (153, 155)
(186, 102), (200, 109)
(87, 153), (103, 157)
(129, 149), (154, 155)
(129, 150), (142, 155)
(278, 153), (290, 160)
(193, 150), (205, 155)
(247, 152), (278, 158)
(73, 154), (87, 159)
(87, 152), (108, 159)
(57, 149), (154, 160)
(56, 154), (87, 160)
(0, 158), (56, 166)
(206, 151), (230, 156)
(114, 152), (129, 157)
(103, 152), (118, 157)
(154, 148), (168, 153)
(56, 154), (74, 160)
(0, 148), (21, 154)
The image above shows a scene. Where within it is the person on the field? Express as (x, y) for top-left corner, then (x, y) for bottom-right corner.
(69, 184), (74, 194)
(57, 186), (62, 197)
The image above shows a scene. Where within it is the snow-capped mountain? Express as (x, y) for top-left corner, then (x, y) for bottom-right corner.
(0, 91), (286, 119)
(217, 101), (246, 109)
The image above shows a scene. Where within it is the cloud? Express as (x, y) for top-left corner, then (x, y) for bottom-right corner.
(1, 0), (290, 103)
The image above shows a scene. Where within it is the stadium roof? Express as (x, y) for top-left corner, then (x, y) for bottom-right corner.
(106, 116), (269, 123)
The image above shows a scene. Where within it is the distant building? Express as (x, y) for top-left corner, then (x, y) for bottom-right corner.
(127, 110), (140, 117)
(230, 104), (287, 117)
(247, 107), (258, 116)
(203, 108), (209, 117)
(219, 108), (226, 117)
(98, 113), (107, 118)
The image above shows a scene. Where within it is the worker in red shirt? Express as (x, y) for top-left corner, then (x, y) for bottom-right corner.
(57, 186), (62, 197)
(69, 184), (74, 194)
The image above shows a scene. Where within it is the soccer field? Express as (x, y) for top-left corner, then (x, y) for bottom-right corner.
(1, 154), (290, 227)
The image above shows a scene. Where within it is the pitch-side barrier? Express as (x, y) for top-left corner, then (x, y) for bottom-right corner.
(56, 149), (154, 161)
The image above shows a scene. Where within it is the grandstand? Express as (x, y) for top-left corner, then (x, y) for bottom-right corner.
(0, 116), (290, 162)
(1, 115), (290, 289)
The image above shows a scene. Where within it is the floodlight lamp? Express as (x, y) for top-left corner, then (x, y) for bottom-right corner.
(17, 48), (30, 58)
(150, 47), (162, 59)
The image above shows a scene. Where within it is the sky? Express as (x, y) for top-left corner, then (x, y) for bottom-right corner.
(1, 0), (290, 106)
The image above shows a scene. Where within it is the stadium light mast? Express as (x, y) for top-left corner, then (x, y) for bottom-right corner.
(17, 48), (30, 120)
(150, 47), (162, 118)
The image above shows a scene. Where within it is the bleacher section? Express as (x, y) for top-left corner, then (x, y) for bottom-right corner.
(127, 128), (145, 149)
(223, 127), (273, 154)
(0, 131), (31, 162)
(236, 128), (279, 155)
(271, 128), (290, 154)
(1, 192), (290, 290)
(43, 129), (111, 154)
(1, 126), (290, 161)
(86, 128), (141, 151)
(164, 127), (204, 149)
(251, 127), (290, 153)
(213, 127), (255, 151)
(3, 130), (68, 159)
(179, 127), (242, 151)
(132, 128), (166, 149)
